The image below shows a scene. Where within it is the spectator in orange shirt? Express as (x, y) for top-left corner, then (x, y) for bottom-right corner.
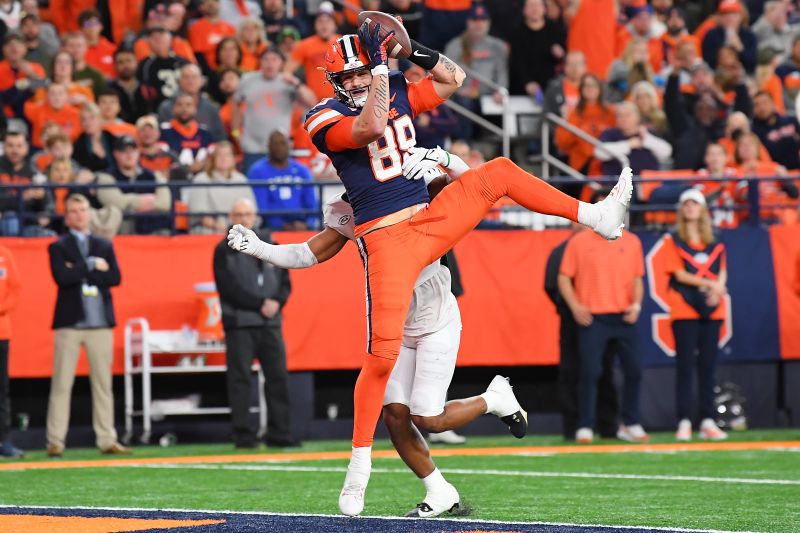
(558, 189), (648, 444)
(567, 0), (617, 78)
(285, 7), (340, 100)
(754, 47), (786, 115)
(238, 17), (268, 71)
(34, 51), (95, 107)
(80, 9), (117, 79)
(0, 32), (46, 118)
(555, 74), (616, 178)
(615, 3), (665, 74)
(719, 112), (772, 162)
(663, 189), (729, 441)
(97, 89), (138, 139)
(660, 7), (700, 73)
(215, 68), (243, 138)
(0, 243), (23, 458)
(24, 83), (83, 148)
(189, 0), (237, 71)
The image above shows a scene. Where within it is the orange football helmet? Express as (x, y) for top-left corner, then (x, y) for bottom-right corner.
(324, 34), (371, 108)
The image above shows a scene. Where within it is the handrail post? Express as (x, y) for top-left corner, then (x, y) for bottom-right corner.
(747, 177), (760, 226)
(542, 120), (550, 181)
(500, 88), (510, 159)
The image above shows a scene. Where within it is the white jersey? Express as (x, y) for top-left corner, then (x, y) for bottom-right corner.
(324, 193), (460, 337)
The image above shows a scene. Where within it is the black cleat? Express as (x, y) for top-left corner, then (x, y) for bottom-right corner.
(501, 409), (528, 439)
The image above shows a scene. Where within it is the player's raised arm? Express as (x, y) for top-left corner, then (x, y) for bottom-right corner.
(227, 225), (348, 267)
(349, 22), (395, 146)
(406, 38), (465, 100)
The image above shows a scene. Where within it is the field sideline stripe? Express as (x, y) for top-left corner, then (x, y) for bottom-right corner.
(0, 504), (767, 533)
(1, 440), (799, 471)
(126, 463), (800, 486)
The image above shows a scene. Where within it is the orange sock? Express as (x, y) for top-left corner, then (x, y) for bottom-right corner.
(352, 354), (396, 447)
(478, 157), (579, 221)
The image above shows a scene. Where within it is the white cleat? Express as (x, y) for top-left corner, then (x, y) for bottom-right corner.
(593, 166), (633, 240)
(485, 375), (527, 438)
(339, 482), (366, 516)
(699, 418), (728, 441)
(427, 430), (466, 445)
(675, 419), (692, 442)
(404, 482), (461, 518)
(617, 424), (650, 443)
(575, 427), (594, 443)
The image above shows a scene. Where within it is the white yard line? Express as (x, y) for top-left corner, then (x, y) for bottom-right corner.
(124, 462), (800, 486)
(0, 503), (768, 533)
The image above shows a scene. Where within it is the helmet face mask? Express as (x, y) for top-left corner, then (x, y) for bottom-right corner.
(325, 35), (372, 109)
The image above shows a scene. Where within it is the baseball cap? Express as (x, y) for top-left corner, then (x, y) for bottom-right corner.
(626, 2), (653, 18)
(316, 1), (336, 20)
(717, 0), (742, 14)
(679, 188), (707, 207)
(135, 115), (159, 130)
(468, 3), (489, 20)
(278, 25), (301, 42)
(757, 47), (780, 66)
(114, 135), (138, 151)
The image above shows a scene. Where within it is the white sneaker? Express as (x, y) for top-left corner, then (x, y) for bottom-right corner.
(484, 375), (528, 438)
(593, 167), (633, 240)
(699, 418), (728, 441)
(617, 424), (650, 443)
(339, 482), (366, 516)
(404, 482), (460, 518)
(675, 419), (692, 442)
(427, 430), (466, 445)
(575, 427), (594, 443)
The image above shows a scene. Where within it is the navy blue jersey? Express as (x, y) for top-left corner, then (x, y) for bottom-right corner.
(159, 120), (216, 167)
(304, 71), (436, 226)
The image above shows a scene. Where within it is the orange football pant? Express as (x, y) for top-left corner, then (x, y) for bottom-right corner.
(352, 157), (579, 447)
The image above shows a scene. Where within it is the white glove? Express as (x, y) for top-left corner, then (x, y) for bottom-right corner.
(403, 146), (448, 181)
(227, 224), (267, 258)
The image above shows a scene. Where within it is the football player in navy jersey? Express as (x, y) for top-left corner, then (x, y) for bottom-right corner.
(299, 20), (633, 516)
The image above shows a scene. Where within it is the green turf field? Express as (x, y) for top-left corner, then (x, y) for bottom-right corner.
(2, 430), (799, 532)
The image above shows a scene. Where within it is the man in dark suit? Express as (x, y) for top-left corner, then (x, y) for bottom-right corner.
(213, 198), (295, 449)
(46, 193), (130, 457)
(545, 223), (619, 440)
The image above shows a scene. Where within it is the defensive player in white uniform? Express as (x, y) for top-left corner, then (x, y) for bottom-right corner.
(228, 150), (527, 517)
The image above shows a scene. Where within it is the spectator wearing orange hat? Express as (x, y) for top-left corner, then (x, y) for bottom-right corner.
(24, 83), (83, 148)
(702, 0), (757, 74)
(189, 0), (237, 71)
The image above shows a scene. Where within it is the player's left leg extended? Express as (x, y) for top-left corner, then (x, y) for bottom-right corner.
(412, 158), (632, 264)
(340, 229), (426, 517)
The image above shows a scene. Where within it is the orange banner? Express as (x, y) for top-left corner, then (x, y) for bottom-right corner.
(770, 225), (800, 360)
(3, 230), (569, 378)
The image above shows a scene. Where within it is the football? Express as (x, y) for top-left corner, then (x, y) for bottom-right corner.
(357, 10), (412, 59)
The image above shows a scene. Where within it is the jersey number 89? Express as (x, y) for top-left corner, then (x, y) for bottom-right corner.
(367, 115), (415, 182)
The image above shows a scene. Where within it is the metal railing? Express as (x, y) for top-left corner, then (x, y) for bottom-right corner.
(0, 173), (796, 236)
(541, 112), (630, 182)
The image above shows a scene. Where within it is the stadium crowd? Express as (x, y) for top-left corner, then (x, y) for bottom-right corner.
(0, 0), (797, 236)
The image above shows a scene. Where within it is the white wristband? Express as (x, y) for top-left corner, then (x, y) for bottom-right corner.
(371, 65), (389, 77)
